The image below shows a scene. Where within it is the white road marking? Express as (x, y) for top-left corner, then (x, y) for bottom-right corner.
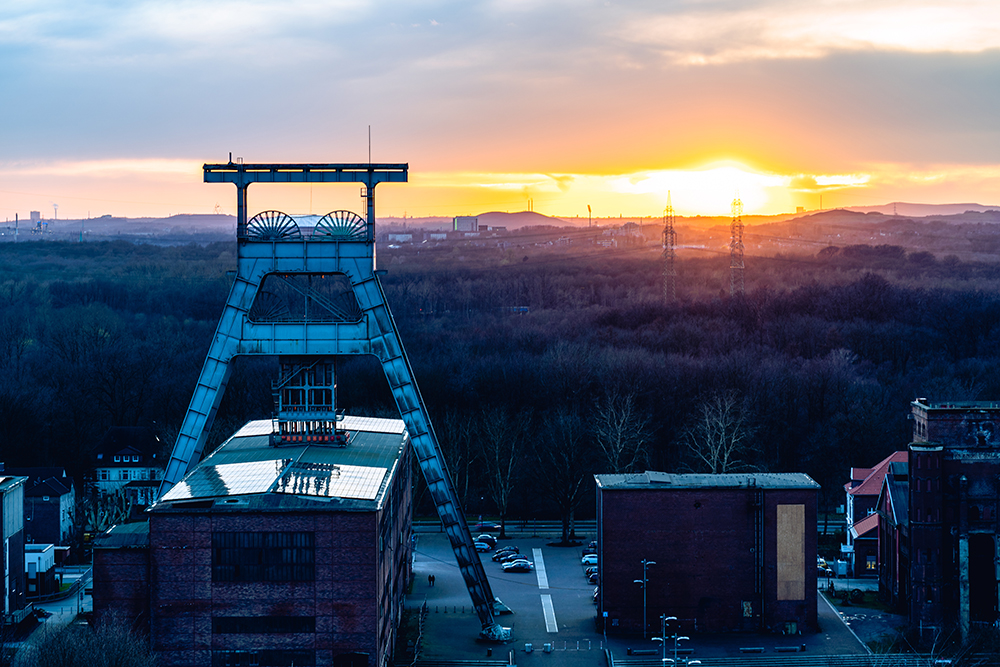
(540, 594), (558, 633)
(532, 548), (548, 589)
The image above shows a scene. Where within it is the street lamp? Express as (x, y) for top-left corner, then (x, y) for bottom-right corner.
(633, 558), (656, 639)
(653, 615), (700, 666)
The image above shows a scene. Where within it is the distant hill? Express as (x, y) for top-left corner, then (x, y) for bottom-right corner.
(844, 202), (999, 216)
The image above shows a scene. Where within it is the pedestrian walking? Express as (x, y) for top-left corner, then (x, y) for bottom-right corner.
(428, 574), (435, 586)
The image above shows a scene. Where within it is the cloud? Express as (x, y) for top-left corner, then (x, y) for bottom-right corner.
(789, 173), (870, 192)
(618, 0), (1000, 66)
(548, 174), (574, 193)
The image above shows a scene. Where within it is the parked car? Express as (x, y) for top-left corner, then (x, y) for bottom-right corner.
(585, 566), (598, 577)
(474, 541), (492, 552)
(593, 587), (599, 604)
(476, 534), (497, 547)
(473, 521), (501, 533)
(581, 554), (598, 565)
(500, 551), (526, 563)
(588, 572), (599, 584)
(583, 541), (598, 555)
(492, 547), (519, 562)
(502, 560), (533, 573)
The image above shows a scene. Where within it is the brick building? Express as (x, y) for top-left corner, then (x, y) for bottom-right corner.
(92, 416), (413, 667)
(878, 399), (1000, 641)
(595, 472), (819, 636)
(843, 451), (907, 577)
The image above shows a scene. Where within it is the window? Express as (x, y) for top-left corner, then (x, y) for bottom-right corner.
(213, 617), (315, 634)
(212, 532), (315, 582)
(866, 556), (876, 571)
(133, 455), (140, 462)
(113, 456), (120, 463)
(121, 470), (130, 481)
(99, 470), (109, 481)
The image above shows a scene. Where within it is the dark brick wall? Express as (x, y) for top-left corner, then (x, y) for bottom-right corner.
(909, 441), (1000, 631)
(93, 545), (151, 631)
(149, 512), (380, 666)
(148, 442), (412, 667)
(598, 484), (817, 635)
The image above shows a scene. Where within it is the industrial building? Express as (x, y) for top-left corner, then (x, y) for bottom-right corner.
(595, 471), (819, 635)
(0, 474), (27, 625)
(878, 399), (1000, 641)
(452, 215), (478, 232)
(93, 415), (412, 667)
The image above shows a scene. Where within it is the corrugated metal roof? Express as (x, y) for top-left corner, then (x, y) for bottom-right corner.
(93, 521), (150, 549)
(151, 417), (406, 513)
(595, 471), (819, 490)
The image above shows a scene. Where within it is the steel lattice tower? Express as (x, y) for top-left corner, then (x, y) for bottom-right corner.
(158, 161), (510, 642)
(662, 192), (677, 302)
(730, 195), (744, 296)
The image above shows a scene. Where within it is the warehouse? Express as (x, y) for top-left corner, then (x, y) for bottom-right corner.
(595, 471), (819, 636)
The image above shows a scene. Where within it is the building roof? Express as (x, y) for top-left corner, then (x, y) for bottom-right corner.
(150, 416), (408, 514)
(22, 477), (72, 498)
(878, 461), (909, 528)
(913, 399), (1000, 411)
(0, 476), (27, 495)
(93, 427), (163, 467)
(849, 512), (880, 540)
(3, 467), (70, 482)
(595, 471), (820, 490)
(92, 521), (150, 549)
(846, 451), (908, 497)
(4, 468), (74, 497)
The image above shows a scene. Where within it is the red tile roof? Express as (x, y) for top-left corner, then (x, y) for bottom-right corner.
(850, 511), (880, 539)
(848, 451), (907, 497)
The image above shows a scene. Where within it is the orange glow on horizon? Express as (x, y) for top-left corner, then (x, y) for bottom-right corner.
(1, 158), (996, 222)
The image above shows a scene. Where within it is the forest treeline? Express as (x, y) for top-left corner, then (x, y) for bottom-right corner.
(2, 239), (1000, 532)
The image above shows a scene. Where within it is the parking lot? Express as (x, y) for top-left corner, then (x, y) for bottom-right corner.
(407, 531), (881, 665)
(410, 532), (607, 666)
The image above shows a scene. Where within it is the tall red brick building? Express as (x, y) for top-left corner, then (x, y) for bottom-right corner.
(93, 416), (413, 667)
(595, 472), (819, 635)
(878, 399), (1000, 641)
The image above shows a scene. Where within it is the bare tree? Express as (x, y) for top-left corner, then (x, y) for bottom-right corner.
(478, 405), (529, 538)
(17, 611), (155, 667)
(593, 390), (651, 473)
(533, 406), (595, 544)
(438, 408), (480, 511)
(683, 392), (759, 474)
(80, 490), (132, 534)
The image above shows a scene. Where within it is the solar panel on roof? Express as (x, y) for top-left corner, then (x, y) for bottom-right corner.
(232, 420), (275, 438)
(340, 416), (405, 435)
(273, 461), (386, 500)
(161, 459), (290, 501)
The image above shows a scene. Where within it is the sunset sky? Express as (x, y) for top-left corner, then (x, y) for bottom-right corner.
(2, 0), (999, 220)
